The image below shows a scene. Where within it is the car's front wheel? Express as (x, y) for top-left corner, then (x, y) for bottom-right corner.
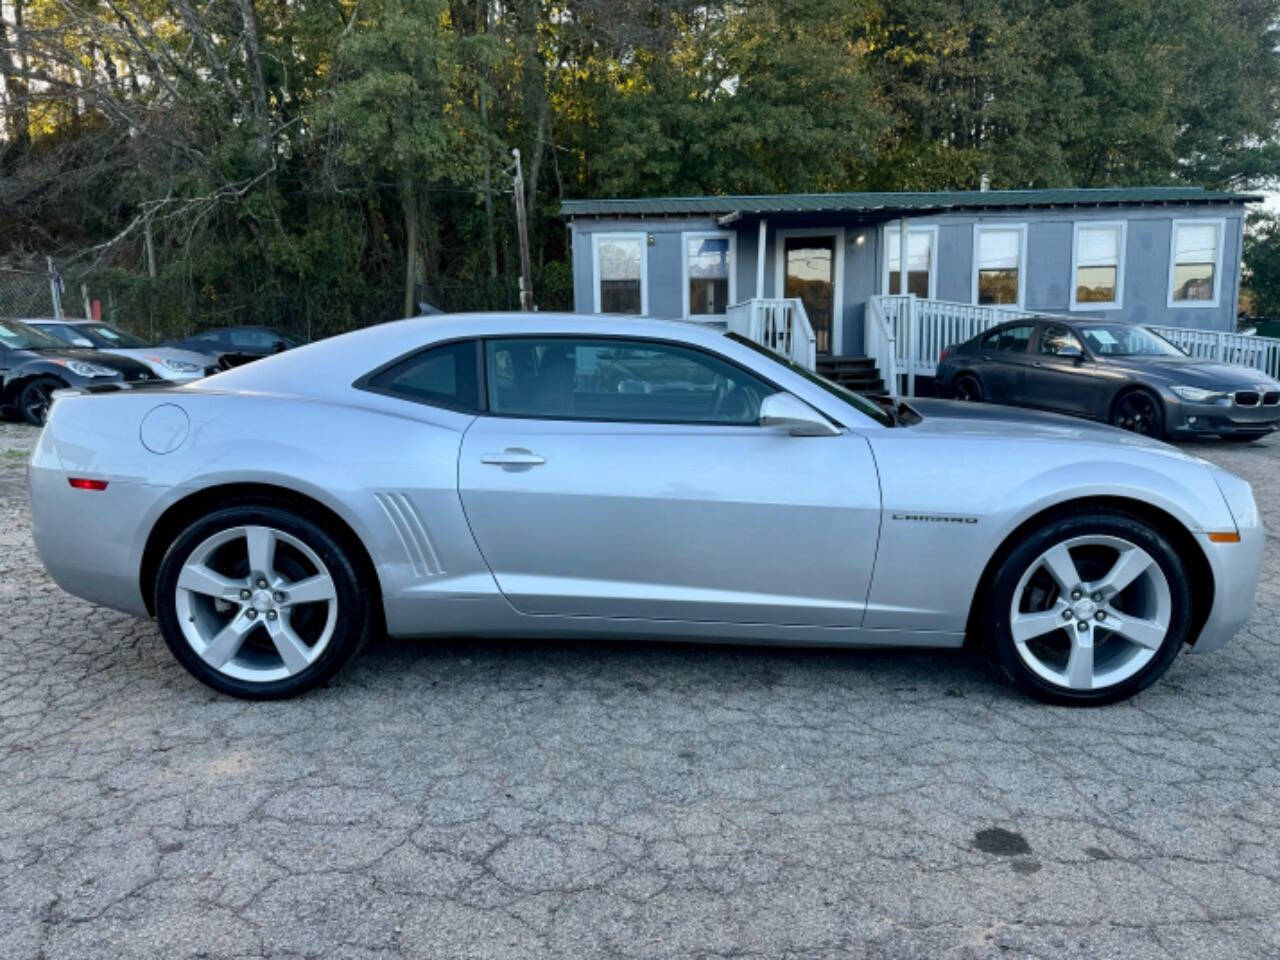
(155, 503), (372, 699)
(19, 376), (66, 426)
(983, 509), (1192, 705)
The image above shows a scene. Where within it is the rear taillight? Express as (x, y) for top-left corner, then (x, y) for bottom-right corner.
(939, 348), (948, 362)
(68, 477), (108, 491)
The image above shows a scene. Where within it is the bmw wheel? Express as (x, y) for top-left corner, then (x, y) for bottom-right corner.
(155, 503), (372, 698)
(19, 376), (65, 426)
(1111, 389), (1165, 439)
(985, 510), (1192, 705)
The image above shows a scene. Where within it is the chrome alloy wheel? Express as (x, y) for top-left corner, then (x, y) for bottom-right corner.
(174, 525), (338, 683)
(1008, 535), (1172, 692)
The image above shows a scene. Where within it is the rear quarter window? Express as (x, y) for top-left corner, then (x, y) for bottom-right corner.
(359, 340), (481, 412)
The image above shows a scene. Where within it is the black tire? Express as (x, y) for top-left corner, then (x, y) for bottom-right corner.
(1220, 433), (1268, 443)
(953, 374), (984, 402)
(1110, 388), (1165, 439)
(983, 509), (1192, 706)
(18, 376), (66, 426)
(155, 503), (372, 699)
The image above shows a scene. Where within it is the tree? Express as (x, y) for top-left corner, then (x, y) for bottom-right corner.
(314, 0), (493, 316)
(1244, 212), (1280, 319)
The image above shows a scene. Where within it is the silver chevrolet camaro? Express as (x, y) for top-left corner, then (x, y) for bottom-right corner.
(29, 314), (1264, 704)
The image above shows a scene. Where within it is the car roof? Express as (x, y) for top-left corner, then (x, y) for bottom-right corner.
(198, 312), (755, 397)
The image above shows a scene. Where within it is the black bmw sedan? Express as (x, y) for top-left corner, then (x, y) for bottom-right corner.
(935, 317), (1280, 442)
(0, 319), (162, 425)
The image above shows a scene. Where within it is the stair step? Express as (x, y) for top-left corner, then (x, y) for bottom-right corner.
(817, 358), (877, 370)
(813, 353), (887, 398)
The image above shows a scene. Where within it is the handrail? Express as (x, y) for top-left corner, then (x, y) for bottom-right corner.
(725, 297), (817, 370)
(869, 294), (1038, 395)
(865, 295), (899, 397)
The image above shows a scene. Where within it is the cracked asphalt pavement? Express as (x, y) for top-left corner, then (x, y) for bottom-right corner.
(2, 419), (1280, 959)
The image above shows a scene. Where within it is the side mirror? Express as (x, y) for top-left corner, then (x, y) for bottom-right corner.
(759, 392), (841, 436)
(1057, 344), (1083, 361)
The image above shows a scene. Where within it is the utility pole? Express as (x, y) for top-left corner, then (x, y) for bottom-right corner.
(511, 148), (534, 311)
(46, 256), (62, 320)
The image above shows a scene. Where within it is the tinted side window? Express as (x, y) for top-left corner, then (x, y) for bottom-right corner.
(484, 338), (771, 424)
(1039, 325), (1084, 356)
(229, 329), (280, 348)
(979, 324), (1034, 353)
(39, 324), (78, 345)
(365, 340), (480, 411)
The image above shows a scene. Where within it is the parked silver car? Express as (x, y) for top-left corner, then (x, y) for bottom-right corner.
(26, 319), (218, 383)
(29, 314), (1263, 704)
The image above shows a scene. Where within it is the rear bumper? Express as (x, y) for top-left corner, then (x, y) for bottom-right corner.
(29, 434), (154, 617)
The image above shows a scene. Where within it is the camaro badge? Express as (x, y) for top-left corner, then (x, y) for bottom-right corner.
(891, 513), (979, 524)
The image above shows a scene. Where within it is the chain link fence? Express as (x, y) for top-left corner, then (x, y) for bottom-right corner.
(0, 266), (60, 321)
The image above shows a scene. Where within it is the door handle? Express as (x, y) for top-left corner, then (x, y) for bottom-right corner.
(480, 449), (546, 466)
(1032, 361), (1045, 367)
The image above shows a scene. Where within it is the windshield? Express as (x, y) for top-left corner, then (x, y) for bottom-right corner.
(74, 323), (152, 348)
(726, 332), (895, 427)
(1078, 324), (1185, 357)
(0, 319), (71, 351)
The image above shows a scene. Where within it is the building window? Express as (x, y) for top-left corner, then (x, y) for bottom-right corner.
(1168, 219), (1223, 308)
(882, 226), (937, 298)
(973, 225), (1026, 307)
(1071, 222), (1125, 310)
(682, 232), (736, 317)
(592, 233), (647, 315)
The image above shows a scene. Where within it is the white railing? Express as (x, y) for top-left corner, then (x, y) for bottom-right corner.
(869, 294), (1035, 395)
(726, 297), (818, 370)
(865, 294), (899, 398)
(1147, 325), (1280, 379)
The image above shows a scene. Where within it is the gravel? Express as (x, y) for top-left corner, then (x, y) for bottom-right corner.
(2, 421), (1279, 959)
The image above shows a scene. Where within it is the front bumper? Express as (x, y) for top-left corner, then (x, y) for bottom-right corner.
(1166, 393), (1280, 437)
(1191, 471), (1265, 653)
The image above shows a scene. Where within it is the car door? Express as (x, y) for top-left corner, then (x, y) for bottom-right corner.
(1019, 323), (1101, 416)
(974, 322), (1036, 403)
(457, 335), (883, 627)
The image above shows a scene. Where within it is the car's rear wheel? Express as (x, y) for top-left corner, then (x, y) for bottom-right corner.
(155, 504), (372, 699)
(953, 374), (984, 402)
(984, 510), (1192, 705)
(19, 376), (65, 426)
(1110, 389), (1165, 439)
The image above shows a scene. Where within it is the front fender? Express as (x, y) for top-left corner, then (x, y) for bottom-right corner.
(863, 431), (1232, 632)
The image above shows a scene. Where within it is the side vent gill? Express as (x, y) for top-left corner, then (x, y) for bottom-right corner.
(374, 492), (444, 578)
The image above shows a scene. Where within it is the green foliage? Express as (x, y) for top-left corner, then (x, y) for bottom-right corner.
(1244, 213), (1280, 319)
(1, 0), (1278, 336)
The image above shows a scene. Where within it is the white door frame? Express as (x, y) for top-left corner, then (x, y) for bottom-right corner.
(775, 227), (845, 356)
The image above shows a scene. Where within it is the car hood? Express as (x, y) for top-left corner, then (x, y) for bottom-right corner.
(1097, 355), (1280, 389)
(18, 347), (157, 375)
(904, 397), (1194, 456)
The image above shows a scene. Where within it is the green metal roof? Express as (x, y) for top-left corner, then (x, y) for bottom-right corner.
(560, 186), (1260, 218)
